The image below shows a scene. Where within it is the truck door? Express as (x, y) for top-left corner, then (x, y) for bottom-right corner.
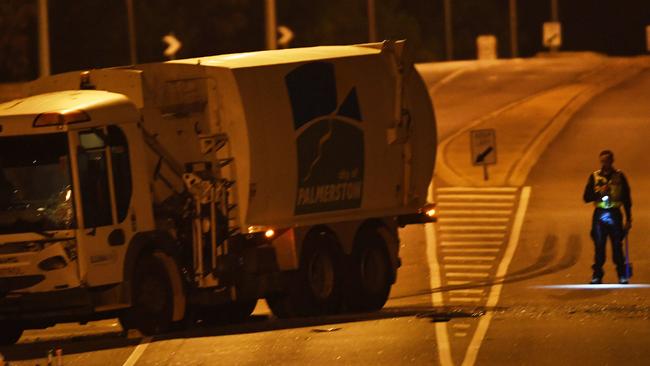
(73, 125), (134, 286)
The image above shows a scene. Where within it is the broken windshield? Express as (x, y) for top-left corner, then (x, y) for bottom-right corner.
(0, 133), (75, 234)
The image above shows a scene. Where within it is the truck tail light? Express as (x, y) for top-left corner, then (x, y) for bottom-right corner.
(33, 110), (90, 127)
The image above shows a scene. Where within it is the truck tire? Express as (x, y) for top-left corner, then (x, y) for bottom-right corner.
(346, 228), (392, 312)
(0, 322), (23, 345)
(120, 253), (174, 335)
(267, 233), (343, 317)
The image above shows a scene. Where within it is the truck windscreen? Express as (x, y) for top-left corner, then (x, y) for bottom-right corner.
(0, 133), (74, 234)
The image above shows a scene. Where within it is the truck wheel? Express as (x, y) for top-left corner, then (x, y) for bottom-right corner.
(121, 253), (174, 335)
(267, 233), (343, 317)
(0, 322), (23, 345)
(347, 229), (392, 312)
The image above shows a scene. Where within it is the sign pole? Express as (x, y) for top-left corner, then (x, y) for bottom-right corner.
(483, 164), (489, 181)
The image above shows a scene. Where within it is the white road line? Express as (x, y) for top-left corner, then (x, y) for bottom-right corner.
(452, 323), (472, 329)
(122, 337), (153, 366)
(450, 289), (485, 294)
(441, 233), (505, 239)
(437, 209), (512, 216)
(437, 194), (516, 201)
(437, 187), (518, 193)
(462, 186), (531, 366)
(445, 264), (493, 270)
(449, 297), (483, 302)
(444, 256), (496, 261)
(446, 272), (490, 278)
(447, 280), (472, 285)
(438, 202), (514, 208)
(440, 241), (502, 246)
(425, 183), (454, 366)
(439, 218), (509, 223)
(442, 248), (500, 253)
(439, 225), (508, 231)
(455, 332), (468, 337)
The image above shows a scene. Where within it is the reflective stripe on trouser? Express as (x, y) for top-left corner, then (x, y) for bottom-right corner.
(590, 208), (626, 278)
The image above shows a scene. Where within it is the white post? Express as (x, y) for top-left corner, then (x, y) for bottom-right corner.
(509, 0), (518, 58)
(443, 0), (453, 60)
(265, 0), (277, 50)
(367, 0), (377, 42)
(125, 0), (137, 64)
(37, 0), (50, 77)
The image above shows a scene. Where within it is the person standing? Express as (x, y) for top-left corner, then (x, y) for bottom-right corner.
(583, 150), (632, 284)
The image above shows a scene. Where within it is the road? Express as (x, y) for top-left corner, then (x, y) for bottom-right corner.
(2, 54), (649, 365)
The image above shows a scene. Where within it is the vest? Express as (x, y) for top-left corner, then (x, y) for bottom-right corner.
(593, 169), (624, 209)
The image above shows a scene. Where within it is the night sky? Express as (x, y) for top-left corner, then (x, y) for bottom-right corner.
(0, 0), (648, 81)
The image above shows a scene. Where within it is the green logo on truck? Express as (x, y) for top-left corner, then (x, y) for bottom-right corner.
(286, 62), (364, 215)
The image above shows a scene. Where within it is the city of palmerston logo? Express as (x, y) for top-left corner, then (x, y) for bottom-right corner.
(285, 62), (364, 215)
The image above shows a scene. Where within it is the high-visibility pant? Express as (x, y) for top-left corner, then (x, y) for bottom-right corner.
(590, 207), (626, 278)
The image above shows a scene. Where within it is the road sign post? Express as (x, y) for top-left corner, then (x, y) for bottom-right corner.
(646, 25), (650, 53)
(470, 129), (497, 181)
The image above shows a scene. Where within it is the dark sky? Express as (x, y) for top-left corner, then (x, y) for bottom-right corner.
(0, 0), (648, 81)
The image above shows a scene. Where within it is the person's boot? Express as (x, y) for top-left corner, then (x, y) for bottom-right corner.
(619, 276), (629, 284)
(590, 276), (602, 285)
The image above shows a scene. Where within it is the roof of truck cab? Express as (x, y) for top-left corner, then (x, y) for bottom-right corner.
(0, 90), (132, 118)
(169, 44), (383, 69)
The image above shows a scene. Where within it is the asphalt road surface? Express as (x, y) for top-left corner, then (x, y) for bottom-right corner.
(2, 54), (649, 366)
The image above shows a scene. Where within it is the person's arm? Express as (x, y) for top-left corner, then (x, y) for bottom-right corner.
(583, 174), (597, 203)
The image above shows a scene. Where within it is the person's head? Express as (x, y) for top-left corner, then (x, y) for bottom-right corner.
(599, 150), (614, 171)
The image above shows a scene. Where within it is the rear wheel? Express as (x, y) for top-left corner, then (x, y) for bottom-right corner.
(267, 232), (343, 317)
(0, 322), (23, 345)
(347, 228), (392, 312)
(120, 252), (174, 335)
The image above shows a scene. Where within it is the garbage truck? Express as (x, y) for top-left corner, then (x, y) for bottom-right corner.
(0, 41), (437, 344)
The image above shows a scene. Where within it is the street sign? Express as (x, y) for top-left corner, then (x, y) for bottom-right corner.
(277, 25), (294, 48)
(471, 128), (496, 181)
(470, 129), (497, 166)
(476, 35), (497, 60)
(163, 33), (182, 60)
(543, 22), (562, 48)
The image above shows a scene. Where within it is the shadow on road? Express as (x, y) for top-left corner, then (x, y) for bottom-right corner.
(392, 233), (595, 300)
(0, 305), (480, 361)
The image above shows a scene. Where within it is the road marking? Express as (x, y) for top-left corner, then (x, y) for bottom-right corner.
(444, 256), (497, 261)
(447, 280), (472, 285)
(442, 248), (500, 253)
(440, 241), (502, 246)
(439, 225), (508, 232)
(450, 289), (485, 294)
(123, 336), (153, 366)
(446, 272), (490, 278)
(452, 323), (472, 329)
(425, 183), (454, 366)
(441, 233), (505, 239)
(437, 194), (516, 201)
(438, 209), (512, 216)
(444, 264), (493, 270)
(437, 187), (518, 193)
(437, 202), (515, 208)
(462, 186), (531, 366)
(439, 218), (509, 223)
(455, 332), (468, 337)
(450, 297), (483, 302)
